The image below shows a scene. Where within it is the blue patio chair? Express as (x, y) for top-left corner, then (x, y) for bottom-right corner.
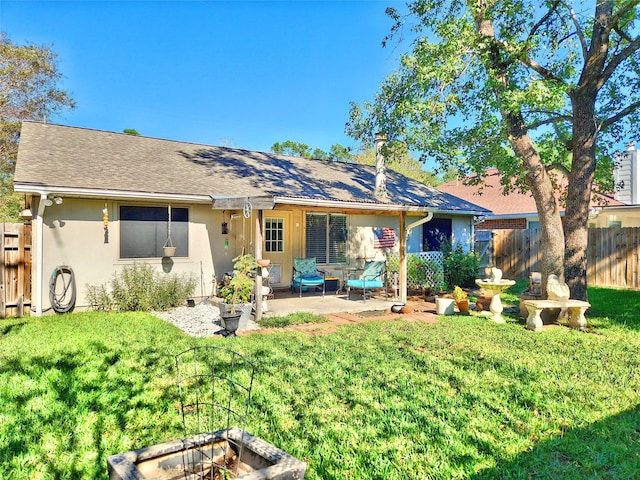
(346, 261), (388, 302)
(291, 257), (326, 298)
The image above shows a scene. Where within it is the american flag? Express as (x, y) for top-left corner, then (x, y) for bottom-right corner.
(373, 227), (395, 249)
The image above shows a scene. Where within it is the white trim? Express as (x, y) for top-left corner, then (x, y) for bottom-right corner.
(14, 185), (489, 216)
(14, 184), (211, 203)
(274, 196), (485, 215)
(35, 193), (47, 316)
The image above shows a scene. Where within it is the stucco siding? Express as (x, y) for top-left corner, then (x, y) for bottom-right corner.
(38, 198), (230, 310)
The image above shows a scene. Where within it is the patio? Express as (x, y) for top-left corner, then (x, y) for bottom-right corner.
(262, 289), (399, 317)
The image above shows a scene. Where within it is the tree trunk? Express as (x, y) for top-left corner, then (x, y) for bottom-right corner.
(563, 1), (610, 302)
(565, 92), (598, 302)
(510, 136), (566, 295)
(473, 5), (565, 295)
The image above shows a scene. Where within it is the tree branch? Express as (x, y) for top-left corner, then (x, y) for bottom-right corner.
(563, 2), (589, 61)
(526, 113), (573, 130)
(600, 99), (640, 130)
(548, 162), (570, 176)
(516, 53), (563, 82)
(600, 35), (640, 85)
(527, 1), (561, 41)
(607, 0), (640, 34)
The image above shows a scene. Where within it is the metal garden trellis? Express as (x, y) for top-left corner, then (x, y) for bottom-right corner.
(175, 346), (255, 479)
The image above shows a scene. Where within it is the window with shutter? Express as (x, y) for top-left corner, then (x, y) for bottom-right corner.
(305, 213), (347, 264)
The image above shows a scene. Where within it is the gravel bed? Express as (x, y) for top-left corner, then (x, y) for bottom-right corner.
(154, 301), (260, 337)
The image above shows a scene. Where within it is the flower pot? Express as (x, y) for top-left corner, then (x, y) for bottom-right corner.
(476, 296), (492, 312)
(391, 303), (404, 313)
(221, 303), (253, 331)
(220, 312), (241, 337)
(257, 259), (271, 267)
(163, 246), (176, 257)
(456, 299), (470, 313)
(435, 297), (455, 315)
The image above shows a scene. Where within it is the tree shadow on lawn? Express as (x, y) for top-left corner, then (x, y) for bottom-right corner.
(471, 404), (640, 479)
(0, 341), (183, 479)
(0, 320), (27, 336)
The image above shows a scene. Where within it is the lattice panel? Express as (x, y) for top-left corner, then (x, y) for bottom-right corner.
(416, 251), (444, 289)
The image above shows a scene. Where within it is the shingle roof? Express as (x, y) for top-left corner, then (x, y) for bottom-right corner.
(15, 122), (489, 214)
(438, 168), (622, 216)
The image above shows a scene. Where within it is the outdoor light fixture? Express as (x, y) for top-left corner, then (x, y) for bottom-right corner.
(221, 222), (229, 235)
(54, 196), (63, 205)
(43, 198), (53, 207)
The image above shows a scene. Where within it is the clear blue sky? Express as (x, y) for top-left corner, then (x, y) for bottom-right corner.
(1, 0), (409, 154)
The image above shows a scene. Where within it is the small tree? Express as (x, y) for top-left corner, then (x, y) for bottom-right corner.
(220, 254), (258, 313)
(0, 34), (75, 221)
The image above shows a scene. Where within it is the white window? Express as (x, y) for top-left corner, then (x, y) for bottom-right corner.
(305, 213), (347, 264)
(265, 217), (284, 252)
(120, 206), (188, 258)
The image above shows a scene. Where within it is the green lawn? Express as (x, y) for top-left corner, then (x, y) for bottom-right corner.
(1, 287), (639, 479)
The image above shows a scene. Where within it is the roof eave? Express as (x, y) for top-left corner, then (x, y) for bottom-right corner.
(13, 183), (212, 203)
(275, 196), (487, 215)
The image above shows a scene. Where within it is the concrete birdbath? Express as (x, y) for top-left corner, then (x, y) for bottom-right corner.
(475, 268), (515, 323)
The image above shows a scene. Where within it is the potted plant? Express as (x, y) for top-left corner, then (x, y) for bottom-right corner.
(453, 286), (470, 313)
(219, 253), (258, 335)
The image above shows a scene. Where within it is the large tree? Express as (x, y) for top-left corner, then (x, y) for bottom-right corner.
(347, 1), (640, 300)
(0, 33), (75, 221)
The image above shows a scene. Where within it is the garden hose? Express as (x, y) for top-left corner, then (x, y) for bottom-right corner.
(49, 265), (76, 313)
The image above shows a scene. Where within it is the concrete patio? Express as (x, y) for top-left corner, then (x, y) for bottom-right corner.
(261, 289), (399, 317)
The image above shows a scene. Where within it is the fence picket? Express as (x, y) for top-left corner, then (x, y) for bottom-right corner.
(488, 227), (640, 290)
(1, 223), (32, 317)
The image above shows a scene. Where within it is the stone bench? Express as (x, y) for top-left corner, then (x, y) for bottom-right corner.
(522, 299), (590, 332)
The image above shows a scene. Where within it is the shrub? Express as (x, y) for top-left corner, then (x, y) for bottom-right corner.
(386, 253), (446, 291)
(85, 283), (112, 311)
(442, 242), (480, 289)
(219, 254), (258, 310)
(85, 263), (196, 312)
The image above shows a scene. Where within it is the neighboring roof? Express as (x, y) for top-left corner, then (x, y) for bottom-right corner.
(15, 122), (490, 215)
(438, 168), (622, 218)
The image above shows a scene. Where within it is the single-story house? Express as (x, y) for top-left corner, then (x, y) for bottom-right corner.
(438, 168), (623, 230)
(14, 122), (490, 316)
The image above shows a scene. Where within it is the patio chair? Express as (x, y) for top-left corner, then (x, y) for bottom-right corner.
(346, 260), (388, 302)
(291, 257), (326, 298)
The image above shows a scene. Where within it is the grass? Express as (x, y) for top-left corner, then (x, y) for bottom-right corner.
(259, 312), (327, 328)
(1, 287), (640, 479)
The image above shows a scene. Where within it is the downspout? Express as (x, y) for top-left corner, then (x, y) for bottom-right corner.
(406, 212), (434, 234)
(34, 193), (49, 316)
(399, 212), (435, 303)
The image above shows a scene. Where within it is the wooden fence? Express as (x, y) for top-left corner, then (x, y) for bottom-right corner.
(1, 223), (32, 318)
(490, 227), (640, 289)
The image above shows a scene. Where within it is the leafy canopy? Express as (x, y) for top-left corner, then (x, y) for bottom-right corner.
(0, 33), (75, 221)
(347, 0), (640, 194)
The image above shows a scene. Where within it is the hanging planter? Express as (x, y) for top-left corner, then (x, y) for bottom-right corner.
(163, 204), (176, 257)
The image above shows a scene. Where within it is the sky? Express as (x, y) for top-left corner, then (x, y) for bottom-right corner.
(1, 0), (411, 154)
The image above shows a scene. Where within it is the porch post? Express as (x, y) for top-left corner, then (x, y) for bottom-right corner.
(254, 210), (264, 322)
(399, 211), (407, 303)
